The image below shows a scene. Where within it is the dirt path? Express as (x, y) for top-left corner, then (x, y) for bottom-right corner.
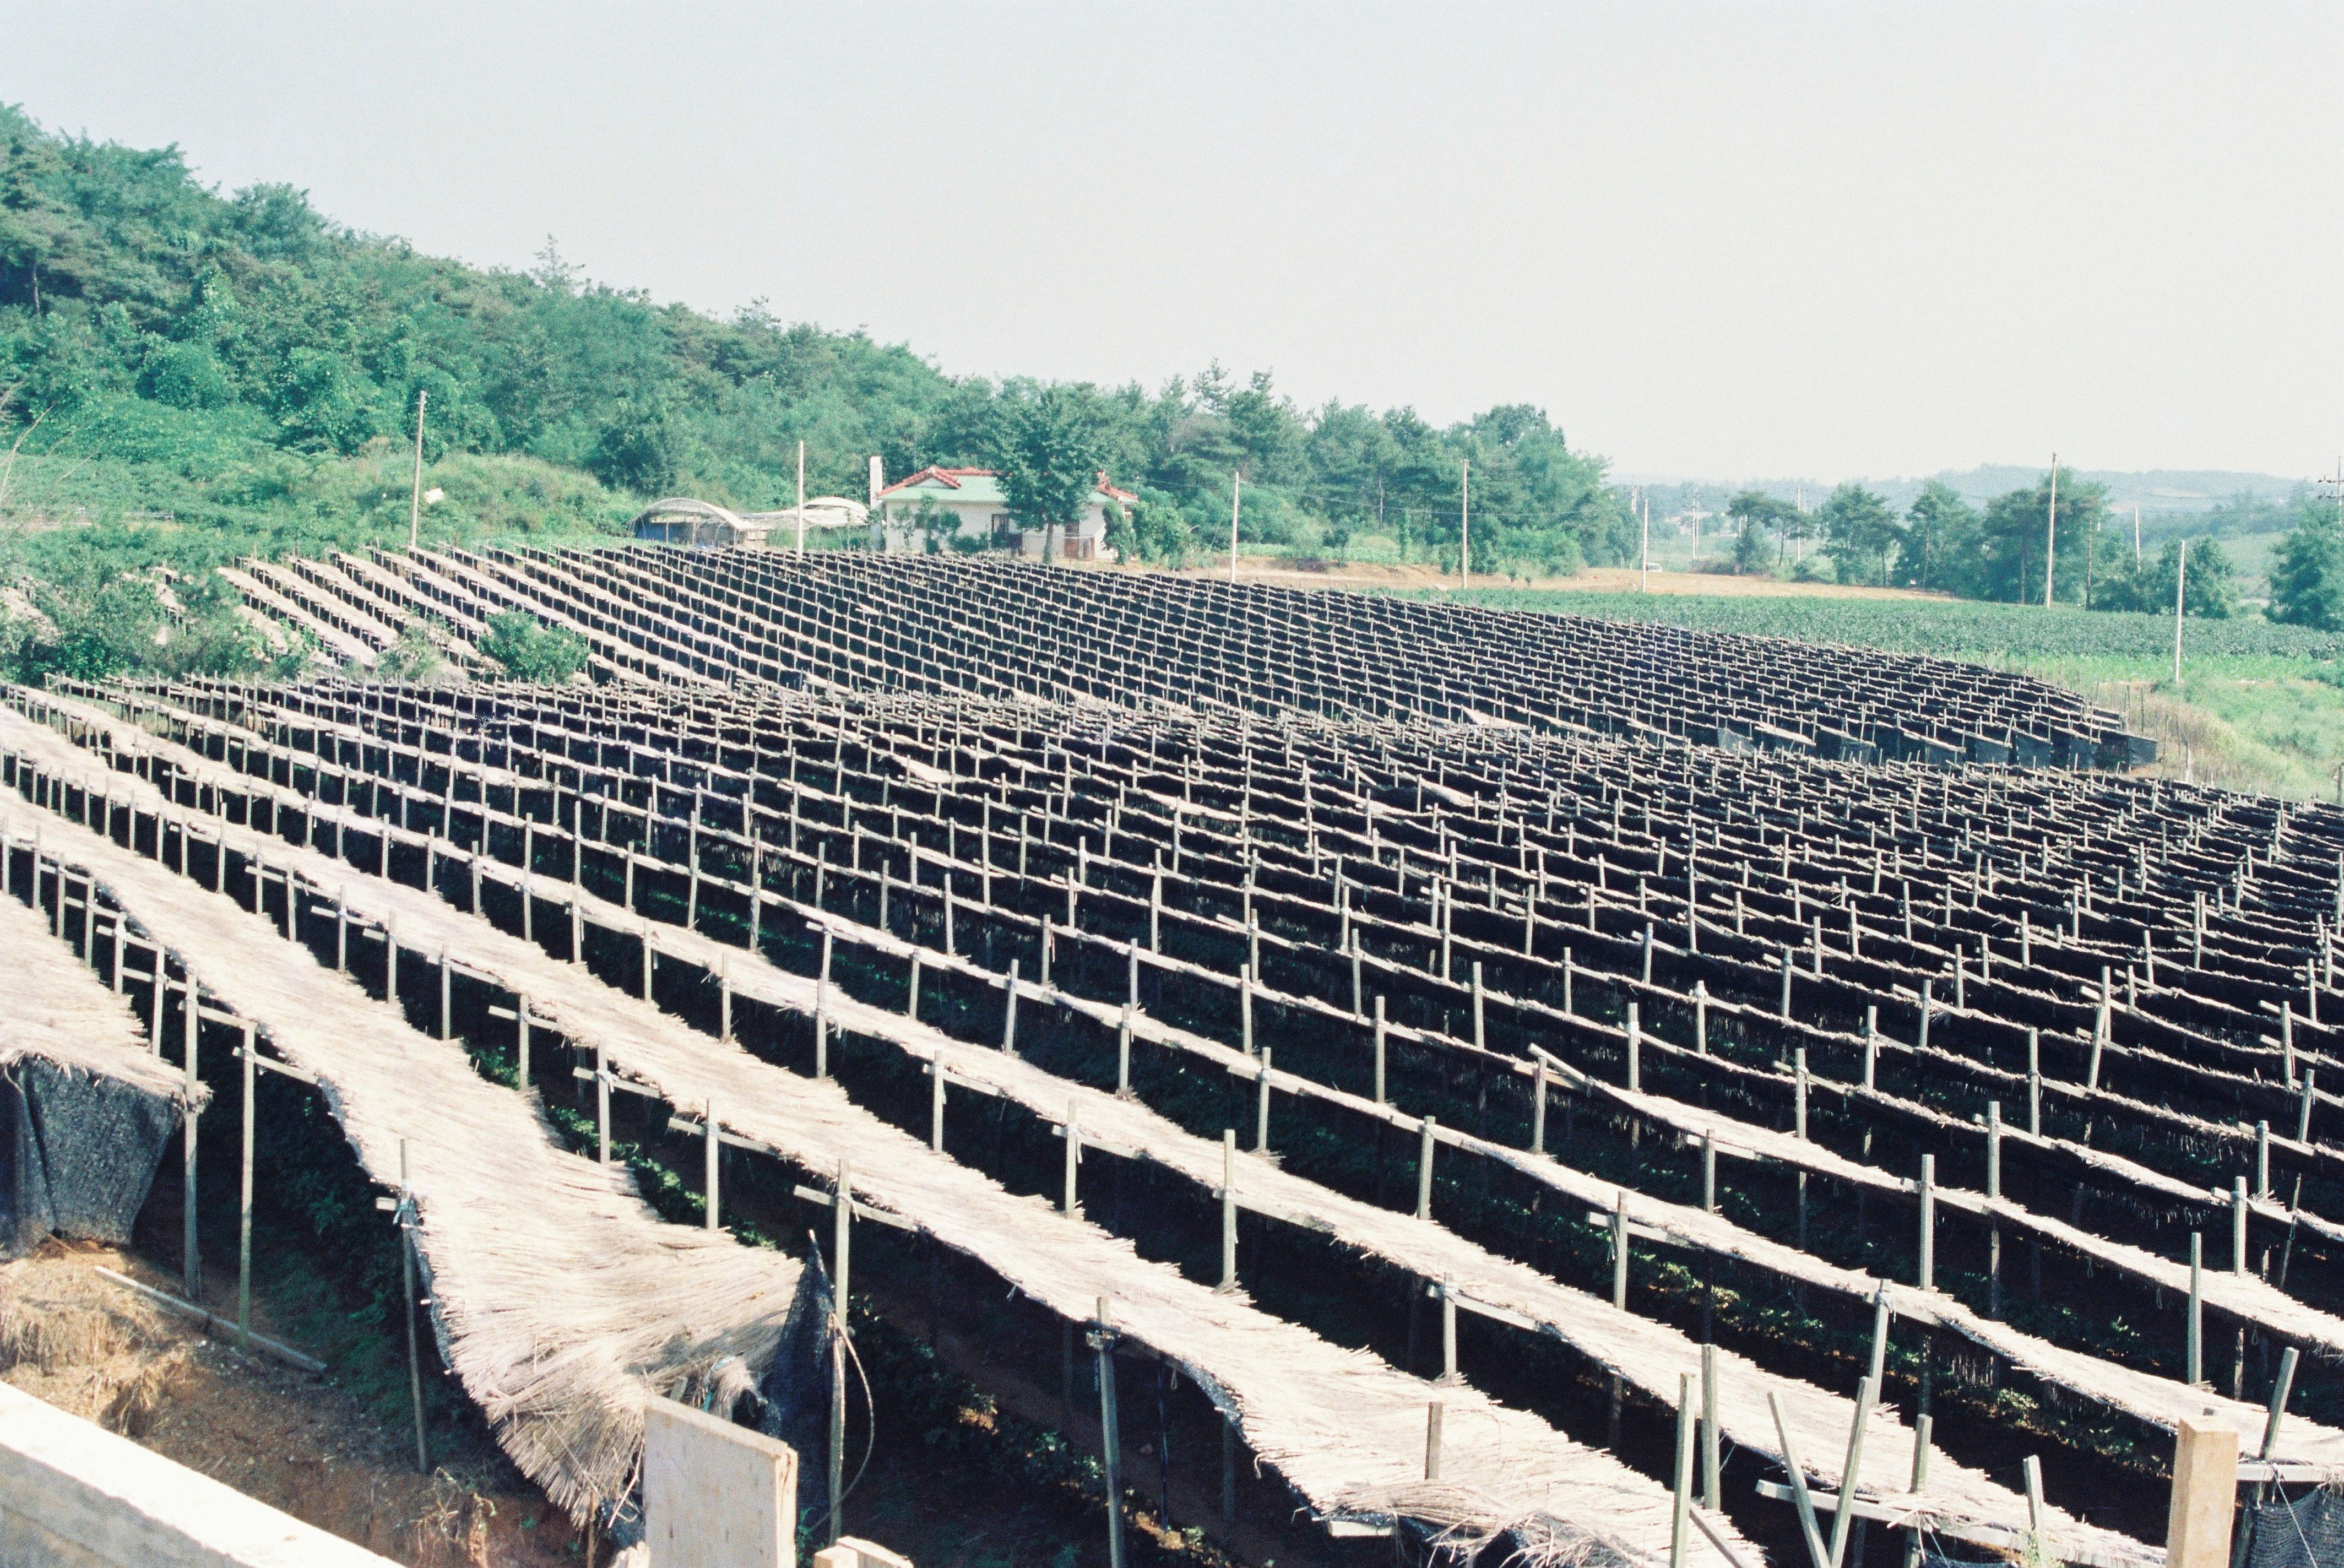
(0, 1240), (591, 1567)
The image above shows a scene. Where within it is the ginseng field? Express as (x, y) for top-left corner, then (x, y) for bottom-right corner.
(5, 549), (2338, 1568)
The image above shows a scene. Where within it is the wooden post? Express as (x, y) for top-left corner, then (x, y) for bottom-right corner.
(1117, 1003), (1133, 1097)
(1532, 1057), (1549, 1156)
(1254, 1049), (1273, 1152)
(810, 934), (833, 1078)
(2174, 539), (2189, 687)
(1612, 1189), (1630, 1308)
(750, 844), (764, 953)
(1987, 1100), (2003, 1318)
(1438, 1274), (1457, 1382)
(1239, 964), (1253, 1057)
(1671, 1372), (1696, 1568)
(595, 1042), (610, 1165)
(2233, 1178), (2249, 1275)
(826, 1158), (853, 1545)
(1918, 1154), (1935, 1289)
(1826, 1376), (1877, 1568)
(1001, 957), (1019, 1059)
(2027, 1029), (2042, 1134)
(1372, 995), (1387, 1103)
(1219, 1130), (1239, 1292)
(399, 1138), (428, 1475)
(1701, 1341), (1722, 1510)
(704, 1099), (720, 1232)
(1626, 1002), (1641, 1092)
(1903, 1413), (1933, 1568)
(1093, 1298), (1126, 1568)
(237, 1021), (254, 1352)
(1769, 1391), (1831, 1568)
(182, 980), (199, 1298)
(1424, 1399), (1445, 1480)
(2165, 1417), (2237, 1568)
(1064, 1104), (1082, 1216)
(2187, 1231), (2204, 1385)
(1417, 1115), (1436, 1219)
(516, 994), (531, 1090)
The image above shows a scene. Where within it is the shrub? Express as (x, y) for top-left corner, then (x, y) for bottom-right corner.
(479, 610), (588, 682)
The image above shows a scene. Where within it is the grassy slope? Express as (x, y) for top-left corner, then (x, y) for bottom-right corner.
(1407, 586), (2344, 800)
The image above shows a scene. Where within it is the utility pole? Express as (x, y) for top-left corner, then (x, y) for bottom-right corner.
(2133, 502), (2142, 565)
(1460, 459), (1471, 592)
(2173, 537), (2187, 687)
(1640, 491), (1651, 591)
(1229, 471), (1242, 584)
(407, 389), (428, 551)
(796, 441), (807, 553)
(2044, 454), (2059, 606)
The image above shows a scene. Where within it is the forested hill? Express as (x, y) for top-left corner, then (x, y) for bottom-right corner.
(0, 105), (1630, 587)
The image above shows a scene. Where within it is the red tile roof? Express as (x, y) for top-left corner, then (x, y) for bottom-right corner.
(875, 465), (1138, 505)
(874, 466), (997, 500)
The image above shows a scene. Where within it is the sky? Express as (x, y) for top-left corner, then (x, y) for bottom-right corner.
(6, 2), (2337, 484)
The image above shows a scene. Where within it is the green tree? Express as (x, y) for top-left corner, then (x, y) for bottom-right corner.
(1817, 484), (1902, 586)
(587, 399), (683, 494)
(1895, 481), (1977, 592)
(1971, 474), (2109, 605)
(997, 384), (1108, 561)
(2270, 514), (2344, 629)
(1726, 491), (1795, 576)
(2098, 538), (2238, 619)
(1103, 500), (1137, 563)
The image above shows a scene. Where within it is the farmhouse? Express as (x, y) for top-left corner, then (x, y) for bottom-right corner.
(872, 466), (1136, 559)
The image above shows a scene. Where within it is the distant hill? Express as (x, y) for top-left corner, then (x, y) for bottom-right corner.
(1926, 465), (2308, 514)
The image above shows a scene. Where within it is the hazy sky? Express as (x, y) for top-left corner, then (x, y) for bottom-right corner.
(7, 3), (2337, 482)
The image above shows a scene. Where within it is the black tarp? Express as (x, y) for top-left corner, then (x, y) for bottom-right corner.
(2238, 1486), (2344, 1568)
(0, 1057), (178, 1258)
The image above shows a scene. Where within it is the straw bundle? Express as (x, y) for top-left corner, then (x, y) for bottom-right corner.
(0, 789), (803, 1522)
